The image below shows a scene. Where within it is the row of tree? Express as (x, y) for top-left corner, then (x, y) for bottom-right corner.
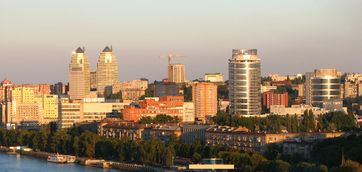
(1, 124), (362, 171)
(139, 114), (181, 124)
(212, 110), (356, 133)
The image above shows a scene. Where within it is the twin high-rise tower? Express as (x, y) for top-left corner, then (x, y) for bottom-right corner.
(69, 47), (91, 100)
(96, 46), (119, 97)
(69, 46), (119, 99)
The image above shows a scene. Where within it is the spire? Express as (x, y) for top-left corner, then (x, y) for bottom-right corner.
(102, 46), (112, 52)
(75, 47), (84, 53)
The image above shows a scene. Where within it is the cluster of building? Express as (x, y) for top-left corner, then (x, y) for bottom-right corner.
(1, 46), (361, 133)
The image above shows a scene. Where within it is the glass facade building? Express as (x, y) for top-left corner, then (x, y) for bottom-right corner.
(228, 49), (261, 115)
(305, 69), (341, 107)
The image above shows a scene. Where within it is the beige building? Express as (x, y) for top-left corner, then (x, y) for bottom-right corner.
(13, 102), (41, 123)
(182, 102), (195, 122)
(298, 84), (305, 97)
(192, 82), (217, 121)
(204, 73), (224, 82)
(261, 85), (277, 93)
(112, 79), (148, 101)
(12, 87), (35, 103)
(5, 85), (59, 124)
(168, 64), (185, 83)
(58, 97), (129, 129)
(343, 73), (362, 98)
(69, 47), (91, 100)
(96, 46), (119, 97)
(35, 94), (58, 123)
(58, 98), (82, 129)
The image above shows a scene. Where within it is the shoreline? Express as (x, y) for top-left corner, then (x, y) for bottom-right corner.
(0, 147), (165, 172)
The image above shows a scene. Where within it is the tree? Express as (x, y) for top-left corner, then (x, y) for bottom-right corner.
(255, 160), (291, 172)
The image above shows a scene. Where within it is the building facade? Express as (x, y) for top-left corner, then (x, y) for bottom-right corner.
(122, 96), (194, 122)
(228, 49), (261, 116)
(204, 73), (224, 82)
(262, 91), (288, 110)
(168, 64), (185, 83)
(69, 47), (90, 100)
(305, 69), (341, 107)
(112, 79), (148, 101)
(154, 80), (180, 97)
(96, 46), (119, 97)
(192, 82), (218, 121)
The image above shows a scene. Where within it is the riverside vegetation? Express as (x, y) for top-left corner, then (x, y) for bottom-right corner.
(0, 111), (361, 171)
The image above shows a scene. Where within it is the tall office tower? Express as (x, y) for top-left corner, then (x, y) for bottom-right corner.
(69, 47), (90, 100)
(96, 46), (119, 97)
(228, 49), (261, 116)
(168, 64), (185, 83)
(192, 82), (218, 122)
(305, 69), (341, 107)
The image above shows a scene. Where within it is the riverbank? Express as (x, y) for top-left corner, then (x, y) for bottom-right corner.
(18, 150), (166, 172)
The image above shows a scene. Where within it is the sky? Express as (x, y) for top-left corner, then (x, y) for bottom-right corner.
(0, 0), (361, 84)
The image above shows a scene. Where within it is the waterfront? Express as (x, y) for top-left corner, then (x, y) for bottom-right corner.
(0, 153), (120, 172)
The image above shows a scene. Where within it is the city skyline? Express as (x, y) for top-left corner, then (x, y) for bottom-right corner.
(1, 0), (362, 83)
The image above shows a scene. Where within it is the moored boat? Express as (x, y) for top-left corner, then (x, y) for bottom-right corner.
(65, 155), (76, 163)
(47, 154), (67, 163)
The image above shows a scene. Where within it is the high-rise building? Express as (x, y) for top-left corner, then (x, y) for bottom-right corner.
(69, 47), (90, 100)
(96, 46), (119, 97)
(192, 82), (218, 121)
(305, 69), (341, 107)
(228, 49), (261, 116)
(168, 64), (185, 83)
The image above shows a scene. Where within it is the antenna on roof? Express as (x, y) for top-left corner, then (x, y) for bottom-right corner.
(83, 46), (85, 52)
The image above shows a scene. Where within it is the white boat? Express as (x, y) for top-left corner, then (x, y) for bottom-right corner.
(65, 155), (76, 163)
(47, 154), (67, 163)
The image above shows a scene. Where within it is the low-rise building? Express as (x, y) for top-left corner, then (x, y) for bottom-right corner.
(122, 96), (194, 122)
(181, 124), (209, 144)
(99, 120), (147, 141)
(270, 104), (328, 116)
(204, 73), (224, 82)
(261, 85), (277, 93)
(205, 125), (344, 152)
(144, 125), (181, 142)
(205, 125), (299, 151)
(270, 104), (347, 116)
(112, 79), (148, 101)
(262, 91), (288, 110)
(58, 97), (129, 129)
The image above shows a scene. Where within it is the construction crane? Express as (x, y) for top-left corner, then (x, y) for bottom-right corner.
(160, 52), (185, 66)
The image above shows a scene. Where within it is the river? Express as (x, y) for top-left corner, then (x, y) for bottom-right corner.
(0, 153), (121, 172)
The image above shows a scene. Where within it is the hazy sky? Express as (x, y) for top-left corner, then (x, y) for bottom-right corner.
(0, 0), (361, 84)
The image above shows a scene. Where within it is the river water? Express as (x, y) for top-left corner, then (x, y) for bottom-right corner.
(0, 153), (120, 172)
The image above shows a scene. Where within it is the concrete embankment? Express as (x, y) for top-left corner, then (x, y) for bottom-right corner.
(20, 150), (168, 172)
(111, 161), (167, 172)
(20, 150), (52, 159)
